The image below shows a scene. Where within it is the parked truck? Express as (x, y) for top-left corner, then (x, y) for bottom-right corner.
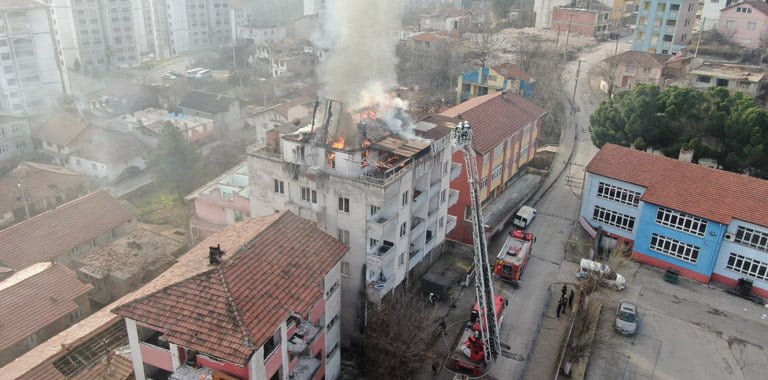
(494, 229), (535, 287)
(446, 296), (508, 377)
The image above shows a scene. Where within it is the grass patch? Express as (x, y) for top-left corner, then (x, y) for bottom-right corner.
(127, 188), (188, 228)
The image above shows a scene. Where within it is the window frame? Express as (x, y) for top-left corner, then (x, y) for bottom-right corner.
(592, 205), (636, 231)
(338, 197), (350, 213)
(649, 233), (700, 264)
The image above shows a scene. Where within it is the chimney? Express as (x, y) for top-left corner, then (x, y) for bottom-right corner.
(209, 244), (224, 265)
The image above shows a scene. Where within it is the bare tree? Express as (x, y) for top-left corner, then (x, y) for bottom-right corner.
(594, 59), (621, 99)
(466, 24), (508, 68)
(358, 290), (439, 379)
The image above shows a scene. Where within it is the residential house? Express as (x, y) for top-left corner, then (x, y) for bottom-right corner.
(32, 110), (93, 165)
(699, 0), (734, 30)
(177, 90), (242, 133)
(0, 0), (64, 113)
(66, 131), (147, 181)
(185, 161), (251, 239)
(290, 13), (321, 41)
(456, 63), (536, 103)
(535, 0), (575, 29)
(113, 212), (348, 380)
(0, 190), (137, 272)
(632, 0), (698, 55)
(247, 105), (456, 341)
(687, 62), (768, 97)
(718, 1), (768, 48)
(72, 225), (186, 307)
(404, 31), (464, 70)
(551, 1), (613, 37)
(440, 91), (547, 245)
(0, 161), (89, 228)
(581, 144), (768, 297)
(249, 41), (323, 79)
(419, 8), (473, 32)
(122, 107), (215, 144)
(603, 50), (669, 90)
(0, 263), (93, 367)
(236, 24), (287, 45)
(0, 113), (32, 166)
(245, 95), (316, 147)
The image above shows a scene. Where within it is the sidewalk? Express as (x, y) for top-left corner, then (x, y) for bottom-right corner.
(530, 99), (577, 208)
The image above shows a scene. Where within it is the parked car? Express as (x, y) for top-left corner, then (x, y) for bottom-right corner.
(577, 258), (626, 290)
(615, 300), (638, 335)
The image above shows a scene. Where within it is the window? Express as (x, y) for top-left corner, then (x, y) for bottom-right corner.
(15, 141), (24, 150)
(666, 19), (676, 26)
(492, 164), (502, 180)
(464, 205), (473, 221)
(327, 342), (339, 359)
(625, 65), (636, 74)
(748, 21), (756, 31)
(649, 233), (700, 263)
(326, 280), (339, 299)
(0, 128), (4, 137)
(726, 20), (735, 30)
(369, 238), (379, 248)
(482, 154), (490, 169)
(734, 226), (768, 252)
(338, 197), (350, 213)
(337, 229), (349, 245)
(727, 253), (768, 281)
(443, 161), (449, 174)
(439, 216), (445, 228)
(370, 205), (380, 217)
(663, 34), (673, 42)
(0, 144), (6, 154)
(655, 207), (707, 236)
(441, 189), (447, 203)
(273, 179), (284, 194)
(493, 143), (504, 158)
(326, 313), (340, 330)
(300, 187), (316, 203)
(400, 222), (407, 237)
(25, 333), (39, 348)
(69, 308), (82, 322)
(399, 252), (405, 266)
(341, 261), (350, 277)
(480, 176), (488, 190)
(592, 205), (636, 231)
(697, 75), (711, 83)
(402, 191), (409, 206)
(596, 182), (641, 207)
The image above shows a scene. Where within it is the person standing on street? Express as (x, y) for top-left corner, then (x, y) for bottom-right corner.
(569, 289), (575, 308)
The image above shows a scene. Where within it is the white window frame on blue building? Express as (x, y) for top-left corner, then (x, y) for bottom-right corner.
(596, 182), (641, 207)
(726, 253), (768, 281)
(734, 226), (768, 252)
(649, 233), (700, 264)
(592, 205), (636, 231)
(655, 207), (707, 237)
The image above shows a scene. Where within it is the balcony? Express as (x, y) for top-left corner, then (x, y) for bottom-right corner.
(413, 190), (428, 210)
(286, 317), (320, 356)
(429, 179), (442, 195)
(450, 162), (462, 181)
(446, 215), (457, 233)
(448, 189), (459, 208)
(411, 216), (426, 238)
(366, 277), (394, 303)
(367, 240), (395, 268)
(368, 213), (395, 237)
(289, 357), (322, 380)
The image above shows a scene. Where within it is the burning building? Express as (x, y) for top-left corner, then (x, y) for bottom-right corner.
(247, 99), (461, 341)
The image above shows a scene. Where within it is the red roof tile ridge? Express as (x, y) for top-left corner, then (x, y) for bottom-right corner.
(215, 265), (254, 348)
(0, 190), (109, 234)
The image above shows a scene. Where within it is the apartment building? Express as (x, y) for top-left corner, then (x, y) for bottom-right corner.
(51, 0), (144, 72)
(0, 113), (31, 165)
(148, 0), (232, 58)
(581, 144), (768, 297)
(185, 161), (251, 239)
(114, 212), (348, 380)
(632, 0), (698, 54)
(0, 1), (63, 114)
(247, 99), (456, 340)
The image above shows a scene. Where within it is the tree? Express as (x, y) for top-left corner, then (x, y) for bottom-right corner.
(150, 122), (205, 200)
(492, 0), (517, 20)
(358, 291), (438, 379)
(466, 24), (507, 68)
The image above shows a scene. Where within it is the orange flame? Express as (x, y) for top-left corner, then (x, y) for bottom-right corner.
(331, 137), (345, 149)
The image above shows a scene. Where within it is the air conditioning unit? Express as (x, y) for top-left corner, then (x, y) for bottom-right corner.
(724, 233), (735, 242)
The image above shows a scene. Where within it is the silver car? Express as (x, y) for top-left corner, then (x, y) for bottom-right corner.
(615, 301), (637, 335)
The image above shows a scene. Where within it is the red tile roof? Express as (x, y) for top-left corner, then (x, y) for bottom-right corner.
(0, 161), (89, 215)
(0, 190), (136, 270)
(412, 32), (441, 42)
(492, 63), (533, 82)
(32, 111), (90, 147)
(113, 212), (348, 365)
(587, 144), (768, 227)
(0, 264), (93, 350)
(440, 91), (547, 154)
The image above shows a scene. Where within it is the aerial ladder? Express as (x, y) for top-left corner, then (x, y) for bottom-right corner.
(445, 121), (503, 377)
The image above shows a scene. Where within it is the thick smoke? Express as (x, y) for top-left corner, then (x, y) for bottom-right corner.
(317, 0), (400, 108)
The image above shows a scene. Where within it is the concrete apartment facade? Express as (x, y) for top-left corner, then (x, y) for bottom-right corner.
(718, 1), (768, 48)
(0, 1), (63, 114)
(247, 104), (456, 341)
(0, 113), (31, 165)
(149, 0), (232, 58)
(580, 144), (768, 298)
(632, 0), (698, 54)
(185, 161), (251, 239)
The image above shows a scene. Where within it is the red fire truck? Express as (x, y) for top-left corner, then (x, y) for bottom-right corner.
(446, 296), (508, 377)
(494, 230), (535, 287)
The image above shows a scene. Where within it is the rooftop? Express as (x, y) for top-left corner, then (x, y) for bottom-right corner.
(0, 264), (92, 350)
(440, 91), (547, 154)
(73, 131), (146, 164)
(688, 63), (767, 83)
(32, 110), (90, 147)
(178, 90), (237, 114)
(0, 190), (136, 270)
(0, 161), (89, 214)
(185, 161), (249, 201)
(604, 50), (669, 68)
(0, 212), (285, 379)
(587, 144), (768, 227)
(492, 63), (534, 82)
(113, 212), (348, 365)
(74, 225), (185, 281)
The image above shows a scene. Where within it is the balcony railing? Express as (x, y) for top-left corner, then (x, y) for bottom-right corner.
(367, 240), (395, 268)
(287, 317), (320, 356)
(289, 357), (321, 380)
(448, 189), (459, 207)
(450, 162), (462, 181)
(446, 215), (457, 233)
(368, 213), (395, 236)
(413, 190), (428, 209)
(411, 217), (426, 237)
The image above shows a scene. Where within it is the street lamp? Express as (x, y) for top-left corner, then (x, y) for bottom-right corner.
(17, 183), (30, 220)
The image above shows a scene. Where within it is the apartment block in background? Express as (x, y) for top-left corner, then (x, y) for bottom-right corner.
(0, 0), (63, 114)
(632, 0), (698, 54)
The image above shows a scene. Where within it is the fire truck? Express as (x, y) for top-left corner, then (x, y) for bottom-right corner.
(494, 230), (535, 287)
(445, 121), (505, 378)
(447, 296), (508, 377)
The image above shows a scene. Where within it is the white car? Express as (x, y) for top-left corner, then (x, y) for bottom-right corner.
(615, 301), (638, 335)
(161, 72), (177, 80)
(577, 258), (626, 291)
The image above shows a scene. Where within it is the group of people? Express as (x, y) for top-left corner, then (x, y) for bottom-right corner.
(556, 285), (575, 318)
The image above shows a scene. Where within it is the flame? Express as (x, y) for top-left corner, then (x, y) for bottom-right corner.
(331, 137), (345, 149)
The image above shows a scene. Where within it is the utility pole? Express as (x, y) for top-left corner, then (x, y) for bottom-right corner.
(614, 33), (620, 55)
(555, 28), (561, 50)
(17, 183), (30, 220)
(572, 60), (586, 112)
(694, 17), (705, 58)
(564, 14), (574, 59)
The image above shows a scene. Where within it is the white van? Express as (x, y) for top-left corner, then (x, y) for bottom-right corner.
(512, 206), (537, 228)
(195, 69), (212, 79)
(186, 67), (204, 78)
(578, 258), (626, 290)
